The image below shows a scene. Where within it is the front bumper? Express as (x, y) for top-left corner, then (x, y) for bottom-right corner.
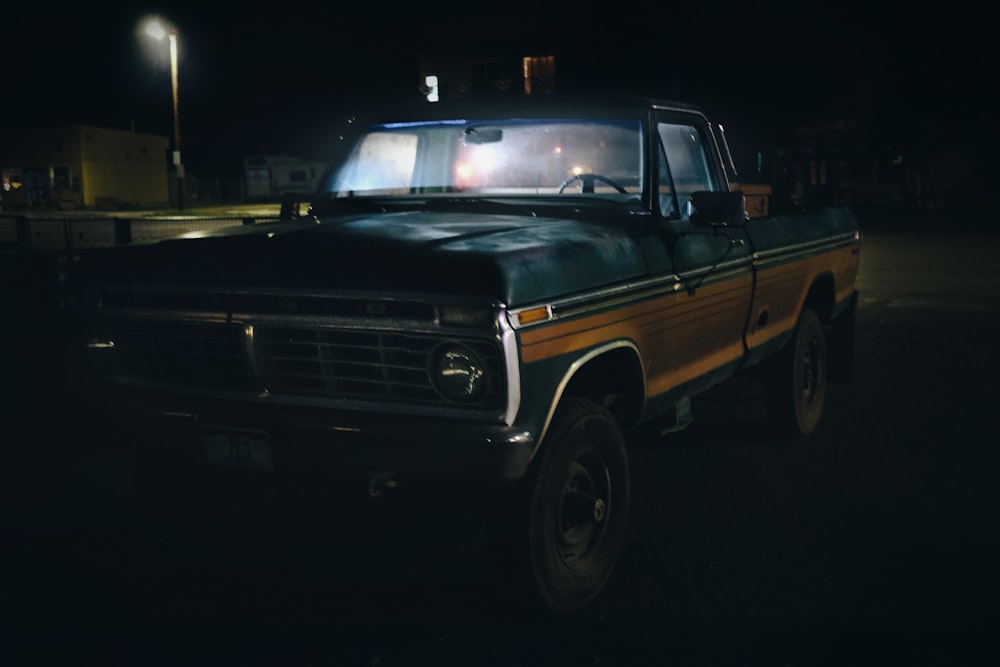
(73, 385), (537, 484)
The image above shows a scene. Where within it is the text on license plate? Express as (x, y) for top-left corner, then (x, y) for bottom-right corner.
(201, 426), (274, 472)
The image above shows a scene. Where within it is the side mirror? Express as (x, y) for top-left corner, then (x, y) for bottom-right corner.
(687, 191), (748, 227)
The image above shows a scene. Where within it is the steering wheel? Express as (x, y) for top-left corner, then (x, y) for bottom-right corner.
(557, 173), (628, 194)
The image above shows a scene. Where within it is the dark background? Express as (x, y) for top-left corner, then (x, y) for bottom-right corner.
(4, 2), (993, 180)
(3, 5), (1000, 662)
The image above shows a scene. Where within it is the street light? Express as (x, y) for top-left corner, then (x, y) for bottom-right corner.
(145, 18), (184, 210)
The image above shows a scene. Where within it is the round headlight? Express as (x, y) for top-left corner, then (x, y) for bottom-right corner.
(431, 343), (489, 403)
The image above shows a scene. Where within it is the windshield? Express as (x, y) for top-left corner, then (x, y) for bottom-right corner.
(323, 118), (644, 202)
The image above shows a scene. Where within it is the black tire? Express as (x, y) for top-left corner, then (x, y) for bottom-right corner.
(764, 307), (827, 436)
(493, 397), (630, 614)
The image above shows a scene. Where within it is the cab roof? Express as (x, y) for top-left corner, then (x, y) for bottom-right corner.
(350, 93), (708, 127)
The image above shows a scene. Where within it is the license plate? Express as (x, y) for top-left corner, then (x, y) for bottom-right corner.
(201, 426), (274, 472)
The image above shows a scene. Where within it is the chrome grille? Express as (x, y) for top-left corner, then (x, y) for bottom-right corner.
(255, 326), (503, 407)
(97, 319), (253, 390)
(88, 316), (504, 409)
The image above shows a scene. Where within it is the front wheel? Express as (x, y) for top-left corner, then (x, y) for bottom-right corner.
(493, 398), (629, 614)
(763, 307), (828, 436)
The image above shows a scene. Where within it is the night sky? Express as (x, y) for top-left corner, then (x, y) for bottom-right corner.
(4, 2), (991, 179)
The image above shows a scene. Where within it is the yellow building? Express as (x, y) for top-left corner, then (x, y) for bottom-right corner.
(0, 125), (169, 209)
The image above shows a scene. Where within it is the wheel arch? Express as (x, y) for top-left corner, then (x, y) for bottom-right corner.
(802, 271), (836, 324)
(531, 341), (645, 459)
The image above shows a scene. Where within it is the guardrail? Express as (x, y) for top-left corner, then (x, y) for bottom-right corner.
(0, 214), (282, 253)
(0, 214), (283, 309)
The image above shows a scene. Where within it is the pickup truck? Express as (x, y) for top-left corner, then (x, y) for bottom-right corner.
(62, 94), (862, 614)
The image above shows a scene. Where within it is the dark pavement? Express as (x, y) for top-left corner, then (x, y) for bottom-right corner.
(2, 221), (999, 665)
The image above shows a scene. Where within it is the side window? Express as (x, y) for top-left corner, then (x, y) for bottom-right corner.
(657, 122), (719, 219)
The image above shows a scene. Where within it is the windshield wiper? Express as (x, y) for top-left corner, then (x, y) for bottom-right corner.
(416, 197), (525, 212)
(311, 194), (640, 219)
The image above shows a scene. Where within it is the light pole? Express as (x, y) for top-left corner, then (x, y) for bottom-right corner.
(145, 18), (184, 210)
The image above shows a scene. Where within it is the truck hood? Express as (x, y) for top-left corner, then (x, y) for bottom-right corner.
(70, 210), (650, 306)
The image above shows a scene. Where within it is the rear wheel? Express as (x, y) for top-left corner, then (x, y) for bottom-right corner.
(764, 308), (827, 435)
(493, 398), (629, 614)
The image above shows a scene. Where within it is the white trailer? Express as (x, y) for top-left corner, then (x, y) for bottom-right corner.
(244, 155), (325, 201)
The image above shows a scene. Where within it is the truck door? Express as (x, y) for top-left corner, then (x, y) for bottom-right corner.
(644, 111), (754, 397)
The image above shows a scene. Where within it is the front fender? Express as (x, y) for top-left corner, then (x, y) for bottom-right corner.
(515, 340), (645, 461)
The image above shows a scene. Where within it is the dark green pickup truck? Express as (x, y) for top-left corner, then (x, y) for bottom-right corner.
(63, 95), (862, 613)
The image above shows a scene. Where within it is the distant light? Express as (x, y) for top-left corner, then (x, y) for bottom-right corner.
(572, 165), (584, 176)
(145, 19), (167, 41)
(424, 74), (439, 103)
